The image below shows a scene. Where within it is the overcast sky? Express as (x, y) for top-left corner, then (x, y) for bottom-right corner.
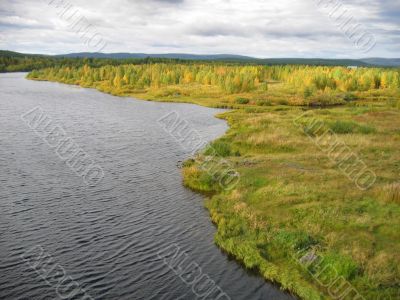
(0, 0), (399, 58)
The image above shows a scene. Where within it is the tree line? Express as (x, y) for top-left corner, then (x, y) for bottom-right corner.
(1, 50), (225, 73)
(28, 63), (400, 97)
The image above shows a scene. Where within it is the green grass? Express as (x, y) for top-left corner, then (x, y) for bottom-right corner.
(183, 105), (400, 300)
(204, 141), (232, 157)
(328, 120), (376, 134)
(27, 70), (400, 300)
(235, 97), (250, 105)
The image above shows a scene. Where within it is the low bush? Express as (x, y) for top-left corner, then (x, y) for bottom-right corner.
(312, 252), (359, 281)
(329, 120), (358, 134)
(308, 92), (344, 106)
(236, 97), (250, 104)
(328, 120), (376, 134)
(343, 92), (358, 102)
(256, 99), (272, 106)
(182, 166), (215, 192)
(278, 99), (289, 105)
(204, 140), (232, 157)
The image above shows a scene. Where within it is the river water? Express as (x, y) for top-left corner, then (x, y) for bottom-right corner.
(0, 73), (294, 300)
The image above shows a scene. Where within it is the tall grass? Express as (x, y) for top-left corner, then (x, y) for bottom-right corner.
(328, 120), (376, 134)
(381, 183), (400, 204)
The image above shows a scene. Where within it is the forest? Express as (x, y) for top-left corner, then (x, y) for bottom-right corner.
(0, 50), (204, 72)
(28, 62), (400, 106)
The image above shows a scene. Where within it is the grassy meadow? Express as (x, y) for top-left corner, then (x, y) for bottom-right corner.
(28, 63), (400, 299)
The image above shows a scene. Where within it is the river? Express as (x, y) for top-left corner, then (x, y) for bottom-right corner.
(0, 73), (294, 300)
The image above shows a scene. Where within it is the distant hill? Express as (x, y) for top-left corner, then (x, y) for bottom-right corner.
(0, 50), (49, 58)
(58, 52), (371, 66)
(2, 50), (400, 67)
(361, 58), (400, 67)
(59, 52), (390, 67)
(57, 52), (256, 61)
(257, 58), (371, 67)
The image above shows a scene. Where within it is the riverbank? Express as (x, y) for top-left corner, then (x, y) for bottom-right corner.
(26, 71), (400, 300)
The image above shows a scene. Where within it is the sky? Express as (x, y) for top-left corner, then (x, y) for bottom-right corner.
(0, 0), (399, 58)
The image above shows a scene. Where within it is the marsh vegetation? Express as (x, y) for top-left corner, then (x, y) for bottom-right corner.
(28, 63), (400, 300)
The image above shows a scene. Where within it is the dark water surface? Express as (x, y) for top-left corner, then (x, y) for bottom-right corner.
(0, 73), (294, 300)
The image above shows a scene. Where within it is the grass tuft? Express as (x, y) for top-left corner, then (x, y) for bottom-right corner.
(328, 120), (376, 134)
(380, 183), (400, 204)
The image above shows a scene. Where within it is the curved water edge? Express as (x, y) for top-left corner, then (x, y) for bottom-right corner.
(0, 73), (295, 299)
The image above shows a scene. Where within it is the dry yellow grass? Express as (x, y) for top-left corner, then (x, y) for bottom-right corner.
(246, 130), (290, 147)
(380, 183), (400, 204)
(365, 252), (399, 285)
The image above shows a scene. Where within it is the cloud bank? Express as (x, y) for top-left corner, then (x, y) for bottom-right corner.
(0, 0), (398, 57)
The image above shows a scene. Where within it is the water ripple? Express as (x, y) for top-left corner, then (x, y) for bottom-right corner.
(0, 73), (295, 300)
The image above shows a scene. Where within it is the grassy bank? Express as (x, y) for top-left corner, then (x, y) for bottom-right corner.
(27, 65), (400, 300)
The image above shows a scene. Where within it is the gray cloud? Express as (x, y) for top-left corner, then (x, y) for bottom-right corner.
(152, 0), (185, 3)
(188, 22), (250, 37)
(0, 0), (398, 58)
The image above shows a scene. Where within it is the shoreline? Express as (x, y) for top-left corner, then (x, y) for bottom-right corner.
(25, 72), (400, 300)
(26, 75), (307, 299)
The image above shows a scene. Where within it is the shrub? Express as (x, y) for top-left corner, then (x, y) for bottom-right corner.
(308, 92), (344, 106)
(204, 140), (232, 157)
(256, 100), (272, 106)
(303, 87), (314, 98)
(236, 97), (250, 105)
(328, 120), (376, 134)
(278, 99), (289, 105)
(259, 82), (268, 92)
(343, 92), (358, 102)
(274, 230), (318, 251)
(329, 120), (357, 134)
(182, 166), (215, 192)
(312, 252), (359, 281)
(28, 70), (39, 79)
(154, 88), (181, 97)
(182, 158), (195, 168)
(358, 124), (376, 134)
